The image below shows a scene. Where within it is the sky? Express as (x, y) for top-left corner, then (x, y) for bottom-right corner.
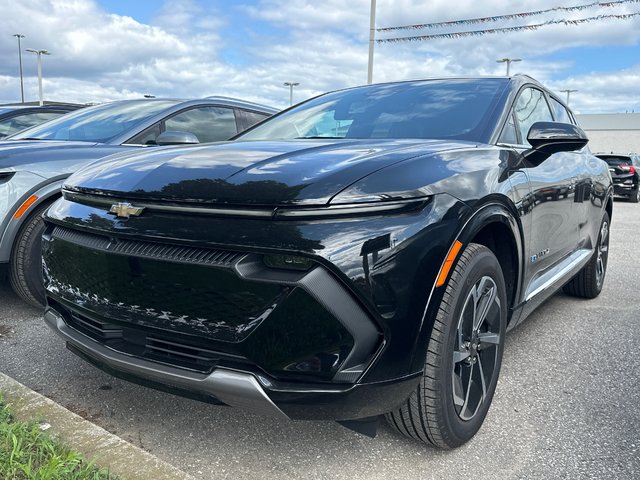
(1, 0), (640, 113)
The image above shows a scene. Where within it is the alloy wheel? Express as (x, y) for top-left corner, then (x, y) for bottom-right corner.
(451, 276), (502, 421)
(595, 220), (609, 288)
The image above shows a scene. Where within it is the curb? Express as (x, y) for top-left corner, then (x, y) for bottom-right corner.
(0, 372), (196, 480)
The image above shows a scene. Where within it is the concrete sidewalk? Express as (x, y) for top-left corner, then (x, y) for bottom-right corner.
(0, 372), (195, 480)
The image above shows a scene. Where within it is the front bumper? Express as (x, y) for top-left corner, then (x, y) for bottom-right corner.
(42, 194), (465, 419)
(44, 307), (420, 420)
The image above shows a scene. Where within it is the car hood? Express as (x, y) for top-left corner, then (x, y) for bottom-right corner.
(65, 139), (478, 206)
(0, 140), (128, 171)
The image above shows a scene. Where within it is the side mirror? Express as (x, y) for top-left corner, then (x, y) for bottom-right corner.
(156, 130), (199, 146)
(527, 121), (588, 154)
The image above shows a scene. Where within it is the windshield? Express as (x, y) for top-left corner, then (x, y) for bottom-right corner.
(238, 79), (508, 142)
(10, 100), (179, 143)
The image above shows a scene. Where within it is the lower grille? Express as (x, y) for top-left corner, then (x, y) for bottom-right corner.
(54, 300), (249, 373)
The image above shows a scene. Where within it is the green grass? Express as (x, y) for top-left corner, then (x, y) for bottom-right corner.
(0, 397), (116, 480)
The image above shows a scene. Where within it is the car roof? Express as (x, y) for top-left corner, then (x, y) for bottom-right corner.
(0, 104), (80, 114)
(98, 97), (278, 114)
(8, 96), (279, 145)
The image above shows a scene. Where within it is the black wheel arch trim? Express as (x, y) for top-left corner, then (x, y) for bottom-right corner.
(407, 198), (525, 376)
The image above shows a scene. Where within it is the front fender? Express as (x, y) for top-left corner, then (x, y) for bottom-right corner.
(408, 198), (525, 375)
(0, 175), (68, 263)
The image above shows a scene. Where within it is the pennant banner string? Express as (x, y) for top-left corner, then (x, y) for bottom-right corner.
(377, 13), (640, 43)
(377, 0), (640, 32)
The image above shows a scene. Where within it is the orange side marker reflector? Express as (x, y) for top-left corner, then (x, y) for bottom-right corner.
(436, 240), (463, 287)
(13, 195), (39, 219)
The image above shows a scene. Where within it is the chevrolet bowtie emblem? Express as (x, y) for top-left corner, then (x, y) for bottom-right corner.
(109, 202), (145, 219)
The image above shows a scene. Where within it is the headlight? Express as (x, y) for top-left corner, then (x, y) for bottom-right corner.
(273, 198), (430, 219)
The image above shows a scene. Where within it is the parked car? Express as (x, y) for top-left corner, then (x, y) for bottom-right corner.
(0, 97), (276, 306)
(595, 153), (640, 203)
(0, 104), (83, 139)
(42, 77), (612, 448)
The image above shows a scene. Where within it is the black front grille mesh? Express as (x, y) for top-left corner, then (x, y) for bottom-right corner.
(51, 226), (245, 267)
(55, 300), (248, 372)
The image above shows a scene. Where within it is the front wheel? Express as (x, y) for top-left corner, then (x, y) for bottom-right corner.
(385, 243), (507, 448)
(9, 201), (52, 308)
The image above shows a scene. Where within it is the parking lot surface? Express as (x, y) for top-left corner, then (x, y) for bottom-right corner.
(1, 202), (639, 480)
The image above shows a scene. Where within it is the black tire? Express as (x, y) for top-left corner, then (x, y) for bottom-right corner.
(9, 201), (52, 308)
(563, 211), (610, 299)
(385, 243), (507, 448)
(630, 187), (640, 203)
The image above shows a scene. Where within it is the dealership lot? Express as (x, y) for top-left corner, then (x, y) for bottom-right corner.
(1, 202), (638, 480)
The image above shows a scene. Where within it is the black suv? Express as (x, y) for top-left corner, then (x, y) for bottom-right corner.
(42, 76), (613, 448)
(595, 153), (640, 203)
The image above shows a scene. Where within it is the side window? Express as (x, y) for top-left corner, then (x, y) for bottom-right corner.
(498, 112), (518, 144)
(548, 97), (573, 124)
(514, 88), (553, 145)
(165, 106), (237, 143)
(243, 110), (270, 128)
(127, 122), (162, 145)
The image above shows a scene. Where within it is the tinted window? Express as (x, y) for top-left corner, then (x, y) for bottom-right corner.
(549, 97), (573, 123)
(600, 156), (633, 166)
(514, 88), (553, 144)
(238, 79), (508, 142)
(127, 122), (162, 145)
(10, 100), (178, 143)
(498, 112), (518, 144)
(243, 110), (270, 128)
(164, 107), (237, 143)
(0, 112), (62, 138)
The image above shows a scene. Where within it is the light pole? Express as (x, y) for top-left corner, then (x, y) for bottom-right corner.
(284, 82), (299, 106)
(13, 34), (25, 103)
(496, 58), (521, 76)
(367, 0), (377, 84)
(26, 48), (51, 106)
(560, 89), (578, 106)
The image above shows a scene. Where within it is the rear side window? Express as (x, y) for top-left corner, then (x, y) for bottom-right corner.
(514, 88), (553, 144)
(243, 110), (270, 128)
(127, 106), (239, 145)
(548, 97), (573, 124)
(165, 106), (237, 143)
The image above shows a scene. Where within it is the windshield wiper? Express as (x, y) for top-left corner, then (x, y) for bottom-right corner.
(295, 136), (345, 139)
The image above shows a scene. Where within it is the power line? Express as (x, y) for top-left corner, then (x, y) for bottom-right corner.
(377, 0), (640, 32)
(377, 12), (640, 43)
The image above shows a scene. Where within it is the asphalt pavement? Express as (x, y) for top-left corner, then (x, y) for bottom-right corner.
(1, 202), (638, 480)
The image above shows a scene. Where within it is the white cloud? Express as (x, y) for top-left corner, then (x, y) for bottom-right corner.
(0, 0), (639, 112)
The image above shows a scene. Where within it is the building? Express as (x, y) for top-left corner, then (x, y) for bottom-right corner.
(575, 113), (640, 154)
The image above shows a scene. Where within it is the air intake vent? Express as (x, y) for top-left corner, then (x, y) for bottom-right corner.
(51, 226), (245, 267)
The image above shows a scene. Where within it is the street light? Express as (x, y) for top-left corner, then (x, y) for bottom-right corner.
(13, 34), (25, 103)
(26, 48), (51, 106)
(560, 89), (578, 106)
(284, 82), (299, 106)
(496, 58), (521, 76)
(367, 0), (377, 84)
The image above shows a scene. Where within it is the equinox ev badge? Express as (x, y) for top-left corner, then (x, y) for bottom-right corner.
(109, 202), (145, 219)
